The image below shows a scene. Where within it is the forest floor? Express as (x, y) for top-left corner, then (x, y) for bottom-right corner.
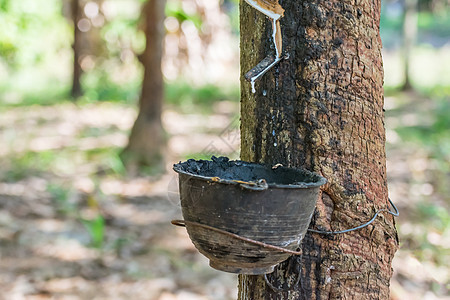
(0, 90), (448, 299)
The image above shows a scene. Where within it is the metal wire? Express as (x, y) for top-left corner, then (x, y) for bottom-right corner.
(307, 198), (399, 235)
(171, 219), (302, 255)
(263, 199), (399, 293)
(172, 199), (399, 255)
(174, 199), (399, 294)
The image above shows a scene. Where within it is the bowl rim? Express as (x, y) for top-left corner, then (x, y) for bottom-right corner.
(173, 157), (327, 189)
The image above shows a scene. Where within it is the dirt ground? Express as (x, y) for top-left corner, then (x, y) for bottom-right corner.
(0, 96), (448, 299)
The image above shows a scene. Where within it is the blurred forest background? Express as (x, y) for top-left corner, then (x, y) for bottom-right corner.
(0, 0), (449, 299)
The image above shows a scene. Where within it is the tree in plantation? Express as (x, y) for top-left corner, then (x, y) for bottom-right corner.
(239, 0), (398, 299)
(402, 0), (418, 91)
(71, 0), (83, 98)
(121, 0), (166, 171)
(66, 0), (105, 99)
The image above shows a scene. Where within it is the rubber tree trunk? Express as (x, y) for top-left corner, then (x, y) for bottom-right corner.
(402, 0), (418, 91)
(122, 0), (166, 172)
(71, 0), (83, 98)
(238, 0), (398, 299)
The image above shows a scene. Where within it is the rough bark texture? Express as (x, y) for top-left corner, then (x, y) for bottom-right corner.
(71, 0), (83, 98)
(122, 0), (166, 171)
(239, 0), (398, 299)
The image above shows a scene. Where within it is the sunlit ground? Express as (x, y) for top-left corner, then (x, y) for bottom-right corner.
(384, 93), (450, 300)
(0, 101), (239, 299)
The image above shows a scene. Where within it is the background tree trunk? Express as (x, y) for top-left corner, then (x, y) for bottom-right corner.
(402, 0), (418, 91)
(239, 0), (398, 299)
(121, 0), (166, 172)
(71, 0), (83, 98)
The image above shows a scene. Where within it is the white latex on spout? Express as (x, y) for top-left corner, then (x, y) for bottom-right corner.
(250, 57), (281, 94)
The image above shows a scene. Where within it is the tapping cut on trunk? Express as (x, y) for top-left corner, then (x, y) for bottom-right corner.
(244, 0), (285, 20)
(244, 0), (284, 58)
(244, 0), (285, 94)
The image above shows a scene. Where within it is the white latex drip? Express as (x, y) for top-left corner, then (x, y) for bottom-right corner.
(251, 80), (256, 94)
(244, 0), (282, 58)
(272, 18), (280, 58)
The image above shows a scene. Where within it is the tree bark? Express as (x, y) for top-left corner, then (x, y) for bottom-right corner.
(239, 0), (398, 299)
(71, 0), (83, 98)
(121, 0), (166, 172)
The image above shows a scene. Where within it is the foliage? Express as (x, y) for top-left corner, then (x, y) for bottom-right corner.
(81, 69), (142, 103)
(80, 214), (105, 249)
(165, 1), (202, 29)
(47, 183), (77, 216)
(380, 2), (450, 49)
(0, 0), (71, 72)
(0, 151), (55, 182)
(165, 82), (239, 112)
(395, 87), (450, 165)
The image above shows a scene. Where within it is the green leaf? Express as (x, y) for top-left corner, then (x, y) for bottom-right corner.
(81, 215), (105, 249)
